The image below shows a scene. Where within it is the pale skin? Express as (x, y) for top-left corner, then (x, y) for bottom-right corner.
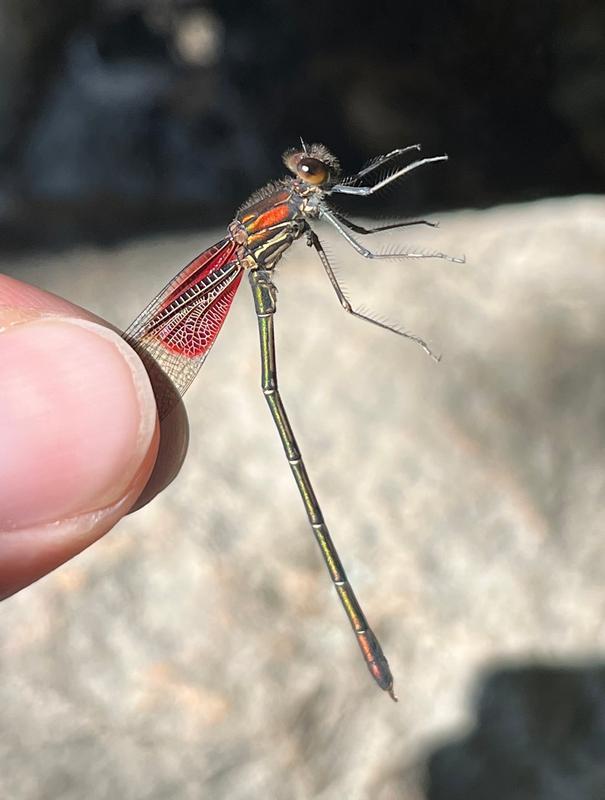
(0, 274), (163, 600)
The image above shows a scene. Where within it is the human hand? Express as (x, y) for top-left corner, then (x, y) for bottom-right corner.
(0, 274), (160, 600)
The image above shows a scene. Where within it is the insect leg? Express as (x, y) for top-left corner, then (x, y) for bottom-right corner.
(349, 143), (422, 181)
(320, 209), (464, 263)
(329, 154), (448, 196)
(306, 229), (441, 362)
(331, 210), (438, 235)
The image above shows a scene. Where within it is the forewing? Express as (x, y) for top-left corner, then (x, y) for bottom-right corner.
(124, 238), (244, 418)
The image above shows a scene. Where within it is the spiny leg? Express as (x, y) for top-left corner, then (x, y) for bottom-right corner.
(329, 154), (448, 197)
(248, 268), (397, 700)
(332, 209), (438, 235)
(320, 208), (465, 263)
(306, 229), (441, 362)
(350, 143), (422, 181)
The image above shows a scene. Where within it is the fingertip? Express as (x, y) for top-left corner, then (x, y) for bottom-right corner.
(0, 314), (159, 597)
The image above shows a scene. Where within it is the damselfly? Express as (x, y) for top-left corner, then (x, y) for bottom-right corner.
(125, 142), (462, 700)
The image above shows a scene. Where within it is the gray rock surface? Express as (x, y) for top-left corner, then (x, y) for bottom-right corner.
(1, 196), (605, 798)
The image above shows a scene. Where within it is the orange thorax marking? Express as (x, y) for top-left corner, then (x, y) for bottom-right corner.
(245, 201), (292, 233)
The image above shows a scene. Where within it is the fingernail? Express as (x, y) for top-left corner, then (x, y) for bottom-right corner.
(0, 317), (156, 529)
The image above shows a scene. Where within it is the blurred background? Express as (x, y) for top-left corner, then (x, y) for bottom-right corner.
(2, 2), (605, 799)
(1, 0), (604, 245)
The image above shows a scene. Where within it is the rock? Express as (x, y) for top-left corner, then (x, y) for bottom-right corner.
(1, 195), (604, 798)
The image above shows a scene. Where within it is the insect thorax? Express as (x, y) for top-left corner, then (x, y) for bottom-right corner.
(231, 181), (312, 271)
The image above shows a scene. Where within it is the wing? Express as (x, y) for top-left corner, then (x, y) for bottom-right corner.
(124, 238), (244, 418)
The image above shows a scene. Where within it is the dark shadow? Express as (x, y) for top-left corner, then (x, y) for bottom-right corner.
(425, 662), (605, 800)
(2, 2), (604, 249)
(128, 351), (190, 511)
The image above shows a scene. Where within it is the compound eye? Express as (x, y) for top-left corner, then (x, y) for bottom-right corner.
(297, 157), (329, 185)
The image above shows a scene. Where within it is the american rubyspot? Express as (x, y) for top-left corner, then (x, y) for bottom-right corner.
(125, 142), (462, 700)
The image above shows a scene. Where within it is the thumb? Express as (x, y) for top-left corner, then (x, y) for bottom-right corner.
(0, 275), (159, 599)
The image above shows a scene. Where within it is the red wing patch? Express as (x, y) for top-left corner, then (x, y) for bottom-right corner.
(159, 239), (237, 311)
(156, 268), (244, 357)
(124, 238), (244, 414)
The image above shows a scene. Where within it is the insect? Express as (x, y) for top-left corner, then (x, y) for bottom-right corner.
(125, 142), (462, 700)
